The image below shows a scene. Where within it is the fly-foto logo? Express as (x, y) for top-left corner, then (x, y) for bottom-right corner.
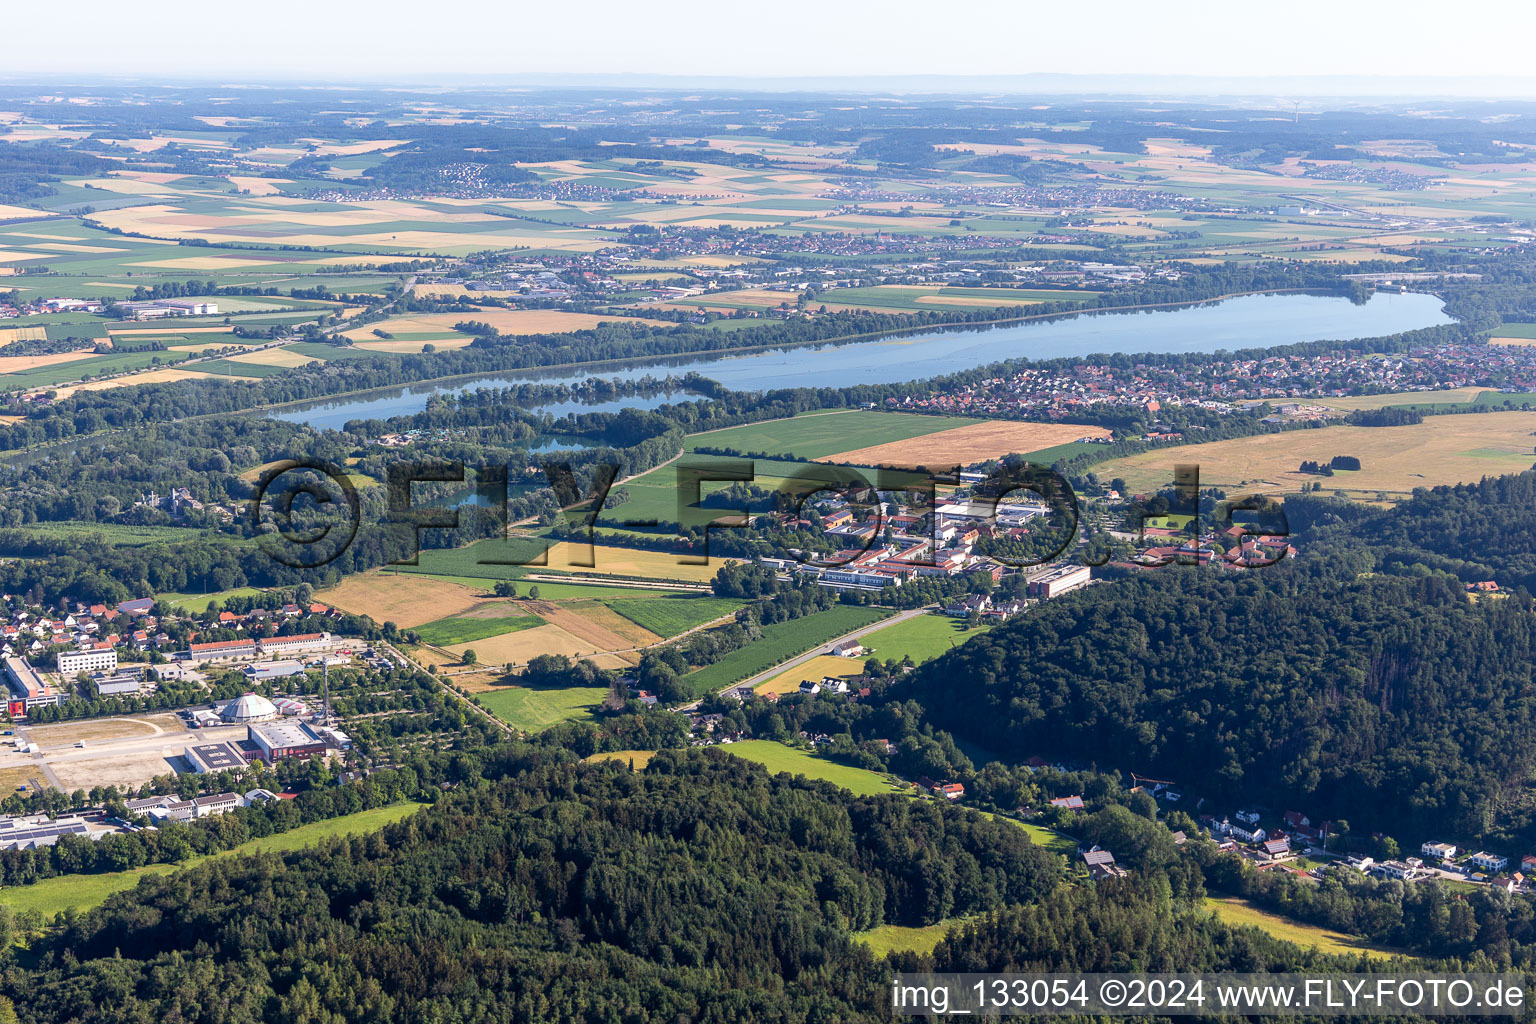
(246, 456), (1288, 571)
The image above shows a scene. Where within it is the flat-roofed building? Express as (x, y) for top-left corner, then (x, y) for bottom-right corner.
(258, 632), (330, 655)
(92, 668), (144, 697)
(242, 659), (306, 682)
(248, 720), (328, 762)
(1026, 564), (1092, 600)
(185, 741), (249, 774)
(185, 638), (258, 663)
(58, 646), (117, 676)
(3, 656), (61, 712)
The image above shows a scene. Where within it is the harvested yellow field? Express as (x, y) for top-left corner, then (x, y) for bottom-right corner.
(445, 622), (595, 666)
(1307, 387), (1489, 410)
(223, 347), (324, 368)
(1491, 336), (1536, 347)
(758, 655), (865, 695)
(26, 241), (124, 253)
(0, 204), (50, 221)
(0, 348), (95, 372)
(540, 542), (733, 582)
(689, 288), (799, 308)
(50, 369), (220, 398)
(1097, 412), (1536, 497)
(353, 336), (475, 354)
(533, 601), (661, 651)
(128, 255), (283, 270)
(341, 309), (669, 341)
(411, 283), (522, 300)
(322, 572), (485, 628)
(228, 176), (288, 195)
(72, 177), (178, 195)
(0, 325), (48, 345)
(821, 421), (1112, 467)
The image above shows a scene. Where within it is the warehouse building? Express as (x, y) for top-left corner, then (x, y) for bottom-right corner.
(248, 720), (329, 762)
(91, 667), (145, 697)
(185, 741), (250, 774)
(242, 660), (306, 682)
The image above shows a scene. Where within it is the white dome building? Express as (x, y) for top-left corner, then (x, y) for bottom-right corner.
(220, 692), (279, 723)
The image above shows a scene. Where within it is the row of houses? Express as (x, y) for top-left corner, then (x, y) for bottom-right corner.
(181, 632), (334, 665)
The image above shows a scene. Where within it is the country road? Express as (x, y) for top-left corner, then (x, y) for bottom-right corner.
(681, 604), (935, 709)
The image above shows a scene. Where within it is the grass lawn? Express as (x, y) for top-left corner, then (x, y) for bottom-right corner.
(0, 803), (425, 918)
(1204, 897), (1400, 960)
(856, 918), (969, 957)
(682, 605), (893, 695)
(475, 683), (607, 732)
(858, 613), (991, 664)
(414, 612), (545, 647)
(156, 586), (264, 612)
(602, 596), (743, 637)
(721, 740), (910, 797)
(988, 814), (1079, 856)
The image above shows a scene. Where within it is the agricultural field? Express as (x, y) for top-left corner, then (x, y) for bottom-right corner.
(684, 409), (982, 460)
(601, 595), (744, 637)
(15, 521), (216, 548)
(819, 420), (1113, 467)
(0, 349), (191, 389)
(720, 740), (910, 797)
(1304, 387), (1493, 410)
(1488, 322), (1536, 344)
(598, 453), (857, 531)
(391, 537), (730, 584)
(413, 609), (546, 647)
(812, 284), (1098, 313)
(476, 681), (608, 732)
(322, 572), (486, 628)
(340, 309), (669, 341)
(1095, 412), (1536, 497)
(0, 803), (425, 919)
(682, 605), (893, 695)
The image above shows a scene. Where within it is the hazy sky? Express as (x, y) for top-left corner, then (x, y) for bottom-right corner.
(5, 0), (1535, 85)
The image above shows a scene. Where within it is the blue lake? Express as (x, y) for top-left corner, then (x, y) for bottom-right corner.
(270, 291), (1452, 430)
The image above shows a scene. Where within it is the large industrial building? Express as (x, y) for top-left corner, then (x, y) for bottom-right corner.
(248, 720), (329, 762)
(3, 656), (62, 714)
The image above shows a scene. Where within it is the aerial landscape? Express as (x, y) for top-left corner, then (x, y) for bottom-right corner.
(8, 1), (1536, 1020)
